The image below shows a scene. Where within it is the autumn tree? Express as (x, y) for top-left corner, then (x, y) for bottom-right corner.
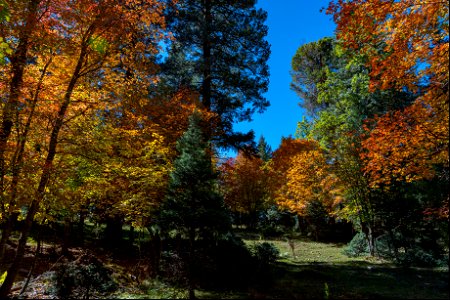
(161, 0), (270, 148)
(328, 0), (449, 220)
(0, 0), (167, 295)
(290, 36), (417, 254)
(219, 151), (269, 228)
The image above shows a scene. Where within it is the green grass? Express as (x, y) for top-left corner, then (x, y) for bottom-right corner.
(238, 237), (448, 299)
(193, 236), (448, 299)
(245, 237), (378, 265)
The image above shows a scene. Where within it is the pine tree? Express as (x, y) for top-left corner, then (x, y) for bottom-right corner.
(257, 135), (272, 162)
(158, 112), (231, 298)
(162, 0), (270, 149)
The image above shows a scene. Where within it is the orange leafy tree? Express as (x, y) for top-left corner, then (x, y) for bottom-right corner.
(219, 151), (269, 227)
(0, 0), (169, 295)
(328, 0), (449, 219)
(272, 139), (340, 217)
(268, 137), (317, 207)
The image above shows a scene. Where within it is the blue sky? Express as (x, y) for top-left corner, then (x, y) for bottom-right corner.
(227, 0), (336, 156)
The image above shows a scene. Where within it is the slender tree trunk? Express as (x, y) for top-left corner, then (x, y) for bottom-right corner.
(0, 0), (41, 263)
(0, 36), (89, 297)
(201, 0), (212, 112)
(188, 227), (196, 299)
(363, 223), (375, 256)
(0, 0), (40, 196)
(19, 225), (42, 296)
(0, 212), (19, 264)
(0, 57), (53, 264)
(78, 208), (86, 246)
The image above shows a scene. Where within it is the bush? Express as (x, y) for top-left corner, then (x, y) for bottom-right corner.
(250, 242), (280, 264)
(345, 231), (448, 267)
(52, 253), (117, 299)
(344, 232), (368, 257)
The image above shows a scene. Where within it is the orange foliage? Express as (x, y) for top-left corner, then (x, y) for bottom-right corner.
(219, 151), (268, 214)
(327, 0), (448, 93)
(269, 138), (340, 216)
(361, 94), (448, 188)
(330, 0), (449, 201)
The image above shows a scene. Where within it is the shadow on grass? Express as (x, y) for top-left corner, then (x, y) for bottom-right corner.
(196, 259), (448, 299)
(262, 260), (449, 299)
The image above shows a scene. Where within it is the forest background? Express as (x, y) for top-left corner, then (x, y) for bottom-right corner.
(0, 0), (448, 298)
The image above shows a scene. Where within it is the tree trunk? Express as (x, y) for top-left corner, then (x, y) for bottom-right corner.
(103, 216), (123, 247)
(78, 209), (86, 246)
(201, 0), (212, 112)
(61, 218), (71, 256)
(0, 57), (53, 265)
(0, 33), (90, 297)
(0, 0), (41, 194)
(363, 223), (375, 256)
(0, 212), (19, 264)
(188, 227), (196, 299)
(19, 226), (42, 296)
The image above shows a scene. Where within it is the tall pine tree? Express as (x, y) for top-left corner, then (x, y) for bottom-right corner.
(162, 0), (270, 149)
(158, 111), (231, 298)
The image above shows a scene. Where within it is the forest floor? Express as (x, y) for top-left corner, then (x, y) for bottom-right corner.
(3, 229), (449, 299)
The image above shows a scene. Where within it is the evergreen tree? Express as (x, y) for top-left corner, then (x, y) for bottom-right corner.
(162, 0), (270, 149)
(257, 135), (272, 162)
(158, 112), (231, 298)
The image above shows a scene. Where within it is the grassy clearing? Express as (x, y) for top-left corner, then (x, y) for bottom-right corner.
(238, 237), (449, 299)
(245, 237), (377, 265)
(6, 227), (448, 299)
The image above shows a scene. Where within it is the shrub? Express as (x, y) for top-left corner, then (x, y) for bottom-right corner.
(52, 253), (117, 299)
(344, 232), (368, 257)
(250, 242), (280, 264)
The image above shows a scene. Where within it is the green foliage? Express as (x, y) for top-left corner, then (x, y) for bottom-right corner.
(250, 241), (280, 264)
(0, 37), (11, 65)
(257, 135), (272, 162)
(162, 0), (270, 147)
(0, 0), (10, 22)
(51, 254), (117, 299)
(88, 35), (108, 54)
(0, 271), (6, 285)
(295, 116), (313, 140)
(344, 232), (369, 257)
(324, 282), (330, 299)
(257, 205), (291, 237)
(158, 112), (231, 237)
(290, 37), (336, 116)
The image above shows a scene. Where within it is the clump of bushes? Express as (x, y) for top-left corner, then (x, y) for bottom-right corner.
(344, 231), (449, 267)
(249, 242), (280, 265)
(50, 253), (117, 299)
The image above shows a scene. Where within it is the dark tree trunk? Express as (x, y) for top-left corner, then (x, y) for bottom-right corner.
(0, 212), (19, 264)
(363, 223), (375, 256)
(61, 218), (72, 256)
(103, 216), (123, 247)
(78, 209), (86, 246)
(129, 225), (134, 245)
(0, 0), (41, 194)
(188, 227), (196, 299)
(0, 32), (90, 297)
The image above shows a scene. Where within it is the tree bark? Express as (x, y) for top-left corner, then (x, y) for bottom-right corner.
(0, 33), (90, 297)
(0, 212), (19, 264)
(0, 57), (53, 263)
(0, 0), (40, 196)
(188, 227), (196, 299)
